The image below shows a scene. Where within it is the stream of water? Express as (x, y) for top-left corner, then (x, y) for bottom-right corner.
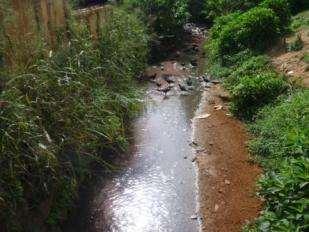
(64, 24), (206, 232)
(87, 87), (201, 232)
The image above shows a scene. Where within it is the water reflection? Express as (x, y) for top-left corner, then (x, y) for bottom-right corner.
(90, 90), (200, 232)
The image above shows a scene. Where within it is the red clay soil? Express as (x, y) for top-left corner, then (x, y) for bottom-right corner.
(193, 85), (262, 232)
(269, 28), (309, 87)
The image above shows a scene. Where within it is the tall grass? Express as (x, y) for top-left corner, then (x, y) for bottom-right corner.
(0, 5), (148, 231)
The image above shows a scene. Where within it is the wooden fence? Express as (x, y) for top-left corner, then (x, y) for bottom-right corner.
(0, 0), (112, 68)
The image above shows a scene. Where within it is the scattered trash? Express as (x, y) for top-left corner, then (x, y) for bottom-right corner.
(224, 180), (231, 185)
(214, 204), (219, 212)
(190, 214), (198, 220)
(214, 105), (223, 110)
(196, 113), (211, 119)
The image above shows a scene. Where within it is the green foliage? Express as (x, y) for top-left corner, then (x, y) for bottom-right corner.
(224, 55), (271, 88)
(260, 0), (291, 32)
(201, 0), (261, 21)
(206, 7), (281, 64)
(246, 157), (309, 232)
(98, 9), (149, 88)
(247, 91), (309, 231)
(303, 53), (309, 63)
(0, 7), (148, 231)
(123, 0), (190, 38)
(249, 90), (309, 159)
(230, 72), (287, 119)
(287, 34), (304, 51)
(290, 10), (309, 31)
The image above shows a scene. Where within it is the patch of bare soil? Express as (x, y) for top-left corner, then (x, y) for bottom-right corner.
(269, 28), (309, 87)
(194, 85), (262, 232)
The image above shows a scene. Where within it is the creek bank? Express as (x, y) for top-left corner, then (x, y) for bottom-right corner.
(193, 85), (262, 232)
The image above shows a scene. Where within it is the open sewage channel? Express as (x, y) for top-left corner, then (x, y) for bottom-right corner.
(65, 24), (210, 232)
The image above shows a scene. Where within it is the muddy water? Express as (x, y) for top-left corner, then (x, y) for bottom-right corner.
(89, 87), (201, 232)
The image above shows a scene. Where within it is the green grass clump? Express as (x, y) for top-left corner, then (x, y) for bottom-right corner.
(224, 55), (271, 88)
(287, 34), (304, 51)
(230, 73), (288, 120)
(245, 90), (309, 231)
(303, 53), (309, 63)
(249, 90), (309, 161)
(0, 7), (148, 231)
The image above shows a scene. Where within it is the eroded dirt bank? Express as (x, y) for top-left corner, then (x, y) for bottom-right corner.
(193, 85), (262, 232)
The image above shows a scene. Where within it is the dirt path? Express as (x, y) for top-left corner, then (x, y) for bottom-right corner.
(193, 85), (262, 232)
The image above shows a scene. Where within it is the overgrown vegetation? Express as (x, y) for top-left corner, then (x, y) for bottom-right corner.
(204, 0), (308, 231)
(123, 0), (190, 39)
(0, 5), (148, 231)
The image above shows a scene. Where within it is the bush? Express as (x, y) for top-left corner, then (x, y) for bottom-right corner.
(201, 0), (261, 21)
(124, 0), (190, 38)
(0, 7), (148, 231)
(230, 72), (287, 119)
(249, 90), (309, 159)
(206, 7), (281, 64)
(260, 0), (291, 32)
(224, 55), (271, 88)
(247, 157), (309, 232)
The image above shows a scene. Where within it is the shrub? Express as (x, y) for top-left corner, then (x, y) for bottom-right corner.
(201, 0), (261, 21)
(207, 7), (281, 64)
(230, 72), (287, 119)
(124, 0), (190, 38)
(290, 10), (309, 32)
(249, 90), (309, 159)
(224, 55), (271, 88)
(260, 0), (291, 32)
(246, 157), (309, 232)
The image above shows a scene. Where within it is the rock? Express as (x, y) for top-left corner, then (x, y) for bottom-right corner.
(162, 74), (176, 83)
(158, 84), (172, 95)
(186, 77), (194, 86)
(211, 79), (221, 84)
(179, 83), (188, 91)
(190, 59), (198, 67)
(218, 93), (230, 101)
(202, 75), (210, 82)
(190, 214), (198, 220)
